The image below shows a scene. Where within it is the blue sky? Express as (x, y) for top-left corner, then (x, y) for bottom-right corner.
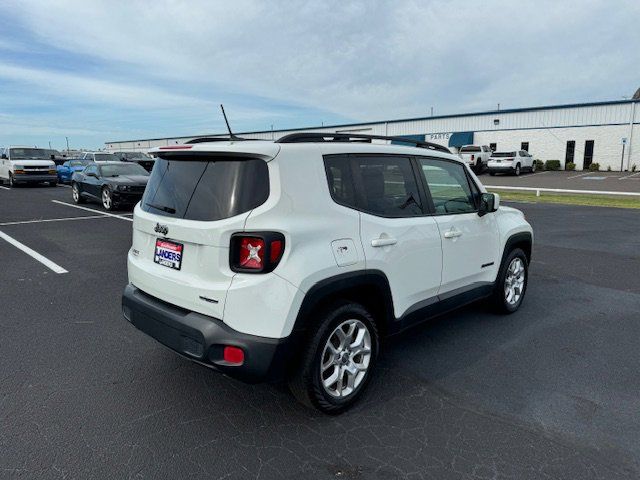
(1, 0), (639, 150)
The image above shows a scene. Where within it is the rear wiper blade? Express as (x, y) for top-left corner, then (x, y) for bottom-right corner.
(145, 202), (176, 214)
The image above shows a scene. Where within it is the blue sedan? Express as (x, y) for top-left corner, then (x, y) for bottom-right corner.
(57, 159), (91, 183)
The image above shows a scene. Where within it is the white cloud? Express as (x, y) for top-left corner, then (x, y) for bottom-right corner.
(1, 0), (639, 136)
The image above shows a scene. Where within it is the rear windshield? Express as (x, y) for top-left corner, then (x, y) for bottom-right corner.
(460, 146), (481, 152)
(492, 152), (516, 157)
(140, 157), (269, 221)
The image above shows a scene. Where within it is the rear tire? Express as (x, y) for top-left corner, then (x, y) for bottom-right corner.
(50, 181), (58, 187)
(289, 301), (378, 414)
(490, 248), (528, 314)
(514, 163), (521, 176)
(531, 162), (536, 173)
(489, 171), (496, 176)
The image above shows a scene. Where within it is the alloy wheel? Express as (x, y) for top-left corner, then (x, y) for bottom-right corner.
(102, 188), (112, 210)
(320, 319), (372, 398)
(504, 257), (525, 306)
(72, 184), (79, 202)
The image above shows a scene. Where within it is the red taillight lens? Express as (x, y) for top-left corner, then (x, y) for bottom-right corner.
(270, 240), (283, 264)
(223, 346), (244, 365)
(471, 154), (475, 161)
(230, 233), (285, 273)
(238, 237), (265, 270)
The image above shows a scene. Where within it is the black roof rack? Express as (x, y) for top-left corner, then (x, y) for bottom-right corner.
(185, 136), (250, 144)
(276, 132), (451, 153)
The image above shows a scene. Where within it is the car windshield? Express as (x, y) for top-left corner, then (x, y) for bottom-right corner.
(10, 148), (52, 160)
(460, 146), (481, 152)
(94, 153), (120, 162)
(122, 152), (149, 160)
(492, 152), (516, 157)
(69, 160), (91, 167)
(101, 163), (149, 177)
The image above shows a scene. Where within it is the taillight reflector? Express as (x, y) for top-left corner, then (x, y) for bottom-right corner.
(223, 346), (244, 365)
(238, 237), (265, 269)
(270, 240), (283, 264)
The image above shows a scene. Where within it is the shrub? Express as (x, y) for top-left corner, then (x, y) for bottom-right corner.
(534, 159), (544, 171)
(607, 165), (612, 172)
(589, 163), (600, 172)
(632, 164), (637, 172)
(544, 160), (561, 171)
(565, 162), (576, 171)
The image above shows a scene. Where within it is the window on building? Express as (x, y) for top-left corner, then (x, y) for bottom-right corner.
(521, 142), (529, 152)
(583, 140), (595, 169)
(565, 141), (575, 166)
(489, 143), (497, 152)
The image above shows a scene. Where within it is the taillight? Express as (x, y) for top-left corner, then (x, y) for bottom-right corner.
(471, 154), (475, 161)
(230, 232), (285, 273)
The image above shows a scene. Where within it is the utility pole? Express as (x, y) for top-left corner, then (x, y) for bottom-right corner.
(48, 141), (52, 149)
(497, 103), (500, 110)
(65, 137), (70, 153)
(430, 106), (434, 116)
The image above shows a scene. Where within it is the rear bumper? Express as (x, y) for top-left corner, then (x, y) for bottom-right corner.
(13, 174), (57, 183)
(112, 192), (144, 204)
(487, 165), (515, 172)
(122, 284), (292, 383)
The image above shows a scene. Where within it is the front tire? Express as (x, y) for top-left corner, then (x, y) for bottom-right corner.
(289, 302), (378, 414)
(101, 186), (114, 210)
(72, 183), (86, 203)
(531, 162), (536, 173)
(8, 173), (15, 187)
(490, 248), (528, 313)
(514, 163), (521, 176)
(489, 171), (496, 176)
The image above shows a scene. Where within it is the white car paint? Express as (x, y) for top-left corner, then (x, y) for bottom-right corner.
(0, 146), (57, 185)
(487, 150), (536, 175)
(459, 145), (492, 170)
(127, 139), (533, 340)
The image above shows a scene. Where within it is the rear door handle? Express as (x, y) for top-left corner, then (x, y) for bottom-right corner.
(371, 237), (397, 247)
(444, 228), (463, 239)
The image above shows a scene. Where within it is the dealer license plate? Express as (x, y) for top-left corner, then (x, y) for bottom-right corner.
(154, 239), (183, 270)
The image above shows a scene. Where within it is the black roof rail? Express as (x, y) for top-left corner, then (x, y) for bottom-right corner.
(276, 132), (451, 153)
(185, 136), (250, 144)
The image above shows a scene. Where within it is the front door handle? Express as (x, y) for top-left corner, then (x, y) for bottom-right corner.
(443, 228), (463, 239)
(371, 237), (397, 247)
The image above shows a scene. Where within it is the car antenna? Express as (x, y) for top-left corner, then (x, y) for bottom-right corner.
(220, 104), (240, 141)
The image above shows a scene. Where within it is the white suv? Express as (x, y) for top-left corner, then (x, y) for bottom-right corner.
(488, 150), (536, 176)
(122, 133), (533, 413)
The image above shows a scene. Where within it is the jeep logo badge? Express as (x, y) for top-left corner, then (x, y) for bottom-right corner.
(154, 223), (169, 236)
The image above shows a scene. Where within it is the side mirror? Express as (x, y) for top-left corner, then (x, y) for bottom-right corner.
(478, 192), (499, 217)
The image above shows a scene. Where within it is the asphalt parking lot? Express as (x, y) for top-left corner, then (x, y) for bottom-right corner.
(1, 185), (640, 479)
(479, 169), (640, 193)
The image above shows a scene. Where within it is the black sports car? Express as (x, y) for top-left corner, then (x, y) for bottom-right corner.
(113, 151), (156, 172)
(71, 161), (149, 211)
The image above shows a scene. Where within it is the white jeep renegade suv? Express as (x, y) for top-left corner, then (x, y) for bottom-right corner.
(122, 133), (533, 413)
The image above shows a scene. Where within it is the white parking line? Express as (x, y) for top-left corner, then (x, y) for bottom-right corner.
(567, 172), (592, 180)
(519, 171), (549, 179)
(619, 171), (640, 180)
(51, 200), (133, 222)
(0, 230), (68, 274)
(0, 186), (10, 190)
(0, 215), (108, 226)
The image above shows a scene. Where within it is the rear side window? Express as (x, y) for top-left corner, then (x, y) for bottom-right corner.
(324, 156), (357, 209)
(141, 157), (269, 221)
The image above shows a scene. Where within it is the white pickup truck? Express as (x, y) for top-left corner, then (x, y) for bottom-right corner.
(0, 146), (58, 187)
(459, 145), (492, 172)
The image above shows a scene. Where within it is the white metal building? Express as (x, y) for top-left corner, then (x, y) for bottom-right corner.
(106, 99), (640, 171)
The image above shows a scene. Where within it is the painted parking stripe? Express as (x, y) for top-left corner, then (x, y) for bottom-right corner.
(0, 215), (108, 226)
(51, 200), (133, 222)
(518, 171), (549, 178)
(0, 186), (9, 190)
(619, 171), (640, 180)
(0, 230), (68, 274)
(567, 172), (592, 179)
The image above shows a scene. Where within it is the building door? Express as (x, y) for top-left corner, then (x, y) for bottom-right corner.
(565, 141), (575, 167)
(521, 142), (529, 152)
(489, 143), (497, 152)
(583, 140), (594, 169)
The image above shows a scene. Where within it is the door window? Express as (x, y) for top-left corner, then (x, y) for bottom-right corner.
(353, 156), (422, 217)
(419, 159), (477, 214)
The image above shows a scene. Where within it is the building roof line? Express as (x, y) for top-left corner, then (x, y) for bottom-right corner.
(105, 98), (640, 144)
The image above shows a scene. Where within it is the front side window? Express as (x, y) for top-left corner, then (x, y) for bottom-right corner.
(354, 156), (422, 217)
(419, 159), (477, 214)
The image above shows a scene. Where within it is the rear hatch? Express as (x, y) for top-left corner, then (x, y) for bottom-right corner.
(459, 146), (481, 164)
(127, 144), (277, 319)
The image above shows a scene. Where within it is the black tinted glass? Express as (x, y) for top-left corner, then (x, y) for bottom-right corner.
(141, 157), (269, 221)
(324, 156), (356, 208)
(355, 156), (422, 217)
